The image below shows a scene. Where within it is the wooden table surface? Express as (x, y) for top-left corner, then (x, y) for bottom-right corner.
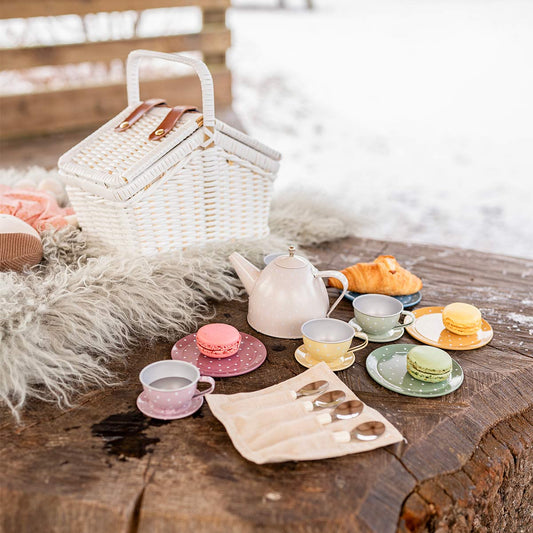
(1, 236), (532, 533)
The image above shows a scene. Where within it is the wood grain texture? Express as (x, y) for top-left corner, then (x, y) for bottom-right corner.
(0, 1), (231, 140)
(399, 410), (533, 532)
(0, 0), (231, 20)
(0, 237), (532, 533)
(0, 30), (231, 70)
(0, 69), (232, 139)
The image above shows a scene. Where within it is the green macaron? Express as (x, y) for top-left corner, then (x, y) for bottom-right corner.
(406, 346), (452, 383)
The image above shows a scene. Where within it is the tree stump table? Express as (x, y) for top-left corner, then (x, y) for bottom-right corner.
(1, 237), (532, 533)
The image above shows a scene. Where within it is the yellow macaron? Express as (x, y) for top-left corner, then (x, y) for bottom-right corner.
(442, 303), (482, 336)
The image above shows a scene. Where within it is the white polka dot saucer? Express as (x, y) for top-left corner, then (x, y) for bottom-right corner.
(171, 332), (267, 377)
(365, 344), (464, 398)
(136, 392), (203, 420)
(405, 307), (493, 350)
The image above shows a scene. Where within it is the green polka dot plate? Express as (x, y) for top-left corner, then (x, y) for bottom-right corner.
(365, 344), (464, 398)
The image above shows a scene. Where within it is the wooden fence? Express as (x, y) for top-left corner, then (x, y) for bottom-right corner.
(0, 0), (232, 139)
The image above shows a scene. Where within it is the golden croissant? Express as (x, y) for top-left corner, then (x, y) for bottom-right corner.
(328, 255), (423, 296)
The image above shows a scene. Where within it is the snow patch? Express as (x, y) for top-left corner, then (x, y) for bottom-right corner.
(229, 0), (533, 259)
(507, 312), (533, 327)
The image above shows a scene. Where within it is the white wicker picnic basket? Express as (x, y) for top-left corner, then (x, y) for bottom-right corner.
(58, 50), (281, 255)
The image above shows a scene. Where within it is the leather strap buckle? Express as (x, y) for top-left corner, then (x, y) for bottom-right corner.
(148, 106), (198, 140)
(115, 98), (167, 131)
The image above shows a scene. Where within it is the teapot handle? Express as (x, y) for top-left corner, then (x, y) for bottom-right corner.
(315, 270), (348, 317)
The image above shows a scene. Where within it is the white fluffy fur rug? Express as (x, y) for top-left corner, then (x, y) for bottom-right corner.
(0, 167), (356, 420)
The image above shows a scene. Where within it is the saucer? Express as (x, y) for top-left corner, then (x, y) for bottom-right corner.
(366, 344), (464, 398)
(348, 318), (404, 343)
(136, 392), (204, 420)
(171, 332), (267, 377)
(405, 307), (493, 350)
(343, 290), (422, 308)
(294, 344), (355, 371)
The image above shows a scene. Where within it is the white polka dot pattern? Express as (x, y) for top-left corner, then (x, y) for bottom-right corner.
(366, 344), (464, 398)
(171, 332), (267, 377)
(136, 392), (203, 420)
(405, 307), (493, 350)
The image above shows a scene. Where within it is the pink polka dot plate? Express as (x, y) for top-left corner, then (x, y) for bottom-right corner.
(171, 332), (267, 377)
(136, 392), (203, 420)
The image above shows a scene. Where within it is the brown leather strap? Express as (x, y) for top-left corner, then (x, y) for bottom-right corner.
(148, 105), (198, 140)
(115, 98), (167, 131)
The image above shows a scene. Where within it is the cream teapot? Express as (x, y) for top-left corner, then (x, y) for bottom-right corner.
(229, 246), (348, 338)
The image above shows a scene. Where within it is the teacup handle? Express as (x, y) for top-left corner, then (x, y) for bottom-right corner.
(346, 331), (369, 354)
(192, 376), (215, 399)
(316, 270), (348, 317)
(398, 310), (415, 329)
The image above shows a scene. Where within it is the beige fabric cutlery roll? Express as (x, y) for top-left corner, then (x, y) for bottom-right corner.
(221, 390), (296, 414)
(206, 362), (403, 464)
(233, 402), (309, 440)
(247, 415), (323, 451)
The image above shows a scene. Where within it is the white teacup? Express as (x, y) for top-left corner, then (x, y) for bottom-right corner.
(351, 294), (415, 337)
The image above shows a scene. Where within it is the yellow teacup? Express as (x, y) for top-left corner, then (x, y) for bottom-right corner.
(301, 318), (368, 364)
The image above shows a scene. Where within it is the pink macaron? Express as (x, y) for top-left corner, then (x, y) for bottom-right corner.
(196, 323), (242, 358)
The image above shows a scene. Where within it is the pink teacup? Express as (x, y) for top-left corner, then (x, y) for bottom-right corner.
(139, 360), (215, 412)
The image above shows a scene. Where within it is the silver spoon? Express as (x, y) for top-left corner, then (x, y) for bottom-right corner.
(333, 420), (386, 443)
(289, 380), (329, 400)
(223, 381), (331, 414)
(316, 400), (364, 425)
(303, 390), (346, 412)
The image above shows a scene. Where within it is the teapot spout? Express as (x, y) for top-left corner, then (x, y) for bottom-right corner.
(229, 252), (261, 295)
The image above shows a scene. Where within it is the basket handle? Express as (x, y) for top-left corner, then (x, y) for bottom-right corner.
(126, 49), (215, 129)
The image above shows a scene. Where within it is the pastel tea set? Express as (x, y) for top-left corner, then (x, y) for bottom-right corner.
(229, 245), (348, 338)
(137, 246), (493, 423)
(137, 360), (215, 420)
(349, 294), (415, 343)
(296, 317), (368, 371)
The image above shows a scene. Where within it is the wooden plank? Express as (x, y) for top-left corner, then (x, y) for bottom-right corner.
(201, 7), (227, 66)
(0, 69), (232, 139)
(203, 51), (226, 67)
(0, 0), (230, 20)
(202, 7), (226, 25)
(0, 238), (532, 532)
(399, 412), (533, 532)
(0, 30), (231, 70)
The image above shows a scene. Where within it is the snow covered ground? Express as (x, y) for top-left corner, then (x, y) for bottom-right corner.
(228, 0), (533, 258)
(1, 1), (530, 258)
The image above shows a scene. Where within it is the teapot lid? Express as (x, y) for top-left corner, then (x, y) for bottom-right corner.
(273, 246), (309, 269)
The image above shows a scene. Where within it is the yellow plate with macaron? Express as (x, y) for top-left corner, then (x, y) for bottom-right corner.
(406, 306), (493, 350)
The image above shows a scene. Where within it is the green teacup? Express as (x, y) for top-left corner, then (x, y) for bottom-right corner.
(352, 294), (415, 337)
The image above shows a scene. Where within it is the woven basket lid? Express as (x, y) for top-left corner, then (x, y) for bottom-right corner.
(58, 105), (281, 203)
(59, 51), (281, 201)
(58, 106), (203, 192)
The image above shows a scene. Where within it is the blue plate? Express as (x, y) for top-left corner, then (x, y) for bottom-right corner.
(342, 290), (422, 308)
